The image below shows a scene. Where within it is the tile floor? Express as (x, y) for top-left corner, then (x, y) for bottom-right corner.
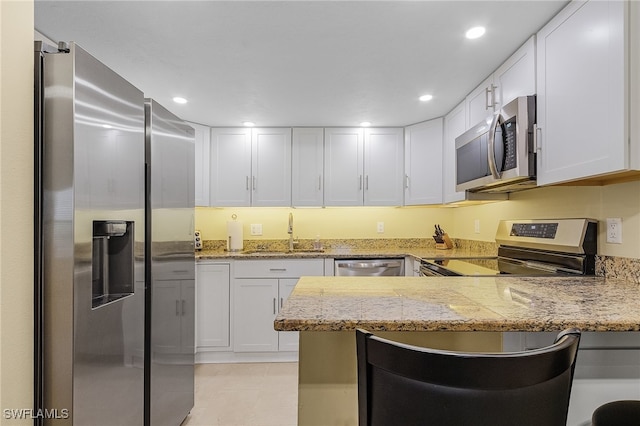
(183, 363), (298, 426)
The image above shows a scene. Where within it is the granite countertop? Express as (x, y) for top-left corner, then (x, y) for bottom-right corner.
(274, 276), (640, 333)
(196, 246), (493, 260)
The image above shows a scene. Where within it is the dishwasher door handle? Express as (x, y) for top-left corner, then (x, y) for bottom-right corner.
(337, 261), (401, 269)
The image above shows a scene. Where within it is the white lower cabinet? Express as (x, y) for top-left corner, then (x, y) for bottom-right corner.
(233, 259), (324, 354)
(233, 278), (299, 352)
(196, 263), (230, 351)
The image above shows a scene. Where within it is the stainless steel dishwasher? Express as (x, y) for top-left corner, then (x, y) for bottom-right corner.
(334, 259), (405, 276)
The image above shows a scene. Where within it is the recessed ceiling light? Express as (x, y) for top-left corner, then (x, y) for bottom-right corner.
(102, 124), (112, 129)
(360, 122), (371, 127)
(465, 26), (486, 40)
(419, 94), (433, 102)
(173, 97), (188, 104)
(243, 121), (255, 127)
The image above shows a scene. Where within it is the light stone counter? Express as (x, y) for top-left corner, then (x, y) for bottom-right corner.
(276, 276), (640, 426)
(275, 276), (640, 332)
(196, 246), (493, 260)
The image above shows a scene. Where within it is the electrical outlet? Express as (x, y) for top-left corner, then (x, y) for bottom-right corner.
(377, 222), (385, 233)
(606, 218), (622, 244)
(250, 224), (263, 236)
(474, 219), (480, 234)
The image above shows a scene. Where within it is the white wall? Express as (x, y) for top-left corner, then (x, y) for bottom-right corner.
(1, 1), (34, 424)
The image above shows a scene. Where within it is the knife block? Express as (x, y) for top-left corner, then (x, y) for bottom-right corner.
(435, 233), (454, 250)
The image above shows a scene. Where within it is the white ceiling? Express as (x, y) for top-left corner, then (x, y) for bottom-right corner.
(35, 0), (568, 128)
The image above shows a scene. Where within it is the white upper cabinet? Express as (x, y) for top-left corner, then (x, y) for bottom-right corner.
(209, 128), (252, 206)
(466, 74), (496, 128)
(190, 122), (210, 207)
(292, 128), (324, 206)
(536, 0), (630, 185)
(324, 127), (403, 206)
(443, 101), (467, 204)
(324, 128), (364, 206)
(404, 119), (443, 205)
(494, 36), (536, 110)
(209, 127), (291, 206)
(364, 128), (404, 206)
(251, 128), (292, 206)
(465, 36), (536, 127)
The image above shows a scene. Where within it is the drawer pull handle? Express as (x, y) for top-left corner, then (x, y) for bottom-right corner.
(269, 268), (287, 272)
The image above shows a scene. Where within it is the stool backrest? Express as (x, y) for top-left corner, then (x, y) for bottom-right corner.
(356, 328), (581, 426)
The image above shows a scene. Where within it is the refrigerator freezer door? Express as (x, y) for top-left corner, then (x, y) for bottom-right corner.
(40, 42), (145, 425)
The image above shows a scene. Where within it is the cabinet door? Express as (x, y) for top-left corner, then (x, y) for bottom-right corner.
(324, 128), (364, 206)
(233, 278), (279, 352)
(209, 128), (251, 206)
(190, 122), (210, 207)
(196, 263), (230, 348)
(364, 128), (404, 206)
(404, 120), (442, 205)
(536, 0), (625, 185)
(443, 101), (467, 203)
(494, 36), (536, 108)
(251, 128), (292, 206)
(292, 128), (324, 206)
(277, 278), (299, 351)
(466, 75), (495, 127)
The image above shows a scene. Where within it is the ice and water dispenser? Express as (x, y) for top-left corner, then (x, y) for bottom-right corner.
(92, 220), (135, 308)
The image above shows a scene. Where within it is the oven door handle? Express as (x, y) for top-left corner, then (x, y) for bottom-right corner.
(487, 113), (503, 179)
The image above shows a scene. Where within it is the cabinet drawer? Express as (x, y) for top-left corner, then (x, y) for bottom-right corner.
(234, 259), (324, 278)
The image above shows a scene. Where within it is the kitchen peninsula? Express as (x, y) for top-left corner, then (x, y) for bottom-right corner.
(275, 275), (640, 425)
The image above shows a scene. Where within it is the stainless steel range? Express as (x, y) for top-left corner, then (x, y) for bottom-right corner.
(420, 219), (597, 277)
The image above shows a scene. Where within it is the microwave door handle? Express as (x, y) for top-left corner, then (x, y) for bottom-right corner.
(487, 113), (503, 179)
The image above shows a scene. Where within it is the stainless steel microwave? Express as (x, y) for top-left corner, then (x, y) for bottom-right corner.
(455, 95), (536, 193)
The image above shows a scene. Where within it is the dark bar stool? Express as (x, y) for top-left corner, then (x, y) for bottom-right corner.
(356, 328), (582, 426)
(592, 400), (640, 425)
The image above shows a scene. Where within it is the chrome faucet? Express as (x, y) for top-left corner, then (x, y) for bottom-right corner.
(288, 213), (294, 251)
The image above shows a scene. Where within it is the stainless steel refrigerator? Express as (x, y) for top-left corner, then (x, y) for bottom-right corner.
(35, 41), (195, 425)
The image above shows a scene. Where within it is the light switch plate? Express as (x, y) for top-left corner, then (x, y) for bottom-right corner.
(606, 218), (622, 244)
(250, 224), (263, 236)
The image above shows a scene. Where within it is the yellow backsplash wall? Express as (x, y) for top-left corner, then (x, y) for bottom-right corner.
(195, 206), (453, 241)
(451, 180), (640, 259)
(195, 180), (640, 259)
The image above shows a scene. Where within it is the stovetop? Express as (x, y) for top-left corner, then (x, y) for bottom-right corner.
(421, 219), (598, 277)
